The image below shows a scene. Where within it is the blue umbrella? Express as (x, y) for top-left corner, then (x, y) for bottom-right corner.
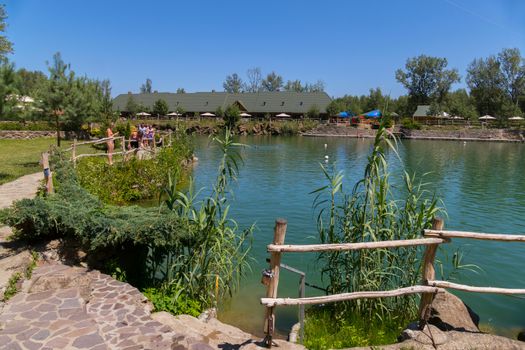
(364, 109), (382, 118)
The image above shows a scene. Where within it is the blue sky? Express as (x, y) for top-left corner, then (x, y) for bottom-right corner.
(4, 0), (525, 98)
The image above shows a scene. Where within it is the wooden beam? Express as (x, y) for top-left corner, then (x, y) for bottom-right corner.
(267, 237), (446, 253)
(428, 280), (525, 295)
(263, 219), (287, 348)
(260, 286), (444, 307)
(425, 229), (525, 242)
(418, 217), (444, 328)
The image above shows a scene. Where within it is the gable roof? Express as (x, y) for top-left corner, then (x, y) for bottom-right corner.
(413, 105), (431, 117)
(113, 91), (332, 114)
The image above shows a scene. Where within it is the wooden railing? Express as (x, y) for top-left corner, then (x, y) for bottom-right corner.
(63, 131), (173, 165)
(260, 218), (525, 347)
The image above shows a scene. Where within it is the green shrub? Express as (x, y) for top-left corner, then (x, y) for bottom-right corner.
(143, 281), (203, 317)
(75, 133), (193, 204)
(400, 118), (421, 130)
(0, 121), (54, 131)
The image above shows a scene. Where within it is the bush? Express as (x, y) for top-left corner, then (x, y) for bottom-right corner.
(76, 133), (193, 204)
(0, 121), (54, 131)
(400, 117), (421, 130)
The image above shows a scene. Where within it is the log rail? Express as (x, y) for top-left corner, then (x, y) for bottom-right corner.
(260, 217), (525, 348)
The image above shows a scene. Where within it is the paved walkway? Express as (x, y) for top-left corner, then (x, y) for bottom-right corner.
(0, 172), (43, 210)
(0, 263), (181, 349)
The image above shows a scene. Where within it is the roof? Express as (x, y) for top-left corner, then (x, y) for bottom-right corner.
(113, 91), (332, 114)
(413, 105), (431, 117)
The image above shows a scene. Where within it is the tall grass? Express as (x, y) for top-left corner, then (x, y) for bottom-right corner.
(149, 128), (254, 307)
(312, 124), (441, 321)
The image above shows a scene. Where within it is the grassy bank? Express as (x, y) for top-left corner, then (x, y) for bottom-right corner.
(0, 137), (104, 185)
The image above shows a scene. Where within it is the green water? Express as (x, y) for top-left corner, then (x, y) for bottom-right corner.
(190, 135), (525, 337)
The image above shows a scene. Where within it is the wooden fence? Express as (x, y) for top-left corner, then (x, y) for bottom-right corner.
(260, 218), (525, 347)
(63, 132), (172, 165)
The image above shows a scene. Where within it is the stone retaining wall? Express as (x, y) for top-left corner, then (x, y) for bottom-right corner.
(401, 128), (524, 141)
(0, 130), (64, 139)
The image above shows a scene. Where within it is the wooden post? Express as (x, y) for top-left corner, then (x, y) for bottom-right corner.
(72, 139), (77, 167)
(263, 219), (287, 348)
(418, 217), (444, 328)
(41, 152), (53, 194)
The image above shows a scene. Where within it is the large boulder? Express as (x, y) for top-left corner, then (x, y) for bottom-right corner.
(428, 290), (479, 332)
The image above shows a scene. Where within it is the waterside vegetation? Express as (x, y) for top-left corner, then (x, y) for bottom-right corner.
(1, 129), (254, 317)
(306, 124), (442, 349)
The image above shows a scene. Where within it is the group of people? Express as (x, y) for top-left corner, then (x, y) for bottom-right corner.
(129, 124), (156, 149)
(105, 123), (159, 165)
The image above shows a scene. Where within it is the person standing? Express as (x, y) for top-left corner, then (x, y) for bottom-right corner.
(106, 123), (118, 165)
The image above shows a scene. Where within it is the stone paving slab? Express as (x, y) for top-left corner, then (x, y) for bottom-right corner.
(0, 262), (179, 349)
(0, 172), (42, 210)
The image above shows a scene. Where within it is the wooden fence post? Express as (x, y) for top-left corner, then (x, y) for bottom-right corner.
(72, 139), (77, 167)
(418, 217), (444, 328)
(263, 218), (287, 348)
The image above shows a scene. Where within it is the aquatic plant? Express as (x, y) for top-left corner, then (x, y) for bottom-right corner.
(312, 124), (441, 321)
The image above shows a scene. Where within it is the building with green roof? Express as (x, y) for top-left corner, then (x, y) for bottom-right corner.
(113, 91), (332, 118)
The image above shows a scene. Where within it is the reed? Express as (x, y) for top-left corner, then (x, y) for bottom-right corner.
(311, 124), (441, 321)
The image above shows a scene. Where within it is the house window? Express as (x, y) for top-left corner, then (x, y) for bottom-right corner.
(262, 101), (266, 106)
(205, 101), (208, 106)
(281, 101), (285, 106)
(300, 102), (303, 106)
(176, 102), (179, 105)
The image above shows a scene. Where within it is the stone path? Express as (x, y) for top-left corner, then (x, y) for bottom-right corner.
(0, 172), (42, 210)
(0, 262), (305, 350)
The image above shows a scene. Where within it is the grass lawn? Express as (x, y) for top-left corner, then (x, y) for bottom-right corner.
(0, 137), (102, 185)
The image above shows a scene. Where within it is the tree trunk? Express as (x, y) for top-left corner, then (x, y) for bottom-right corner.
(55, 115), (61, 147)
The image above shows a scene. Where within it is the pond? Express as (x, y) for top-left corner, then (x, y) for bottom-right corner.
(190, 135), (525, 338)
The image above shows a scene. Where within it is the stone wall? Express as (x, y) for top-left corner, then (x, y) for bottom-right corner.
(0, 130), (64, 139)
(400, 128), (525, 141)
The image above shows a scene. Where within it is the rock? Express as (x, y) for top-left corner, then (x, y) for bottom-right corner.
(518, 331), (525, 342)
(400, 323), (449, 345)
(0, 250), (32, 297)
(428, 290), (479, 332)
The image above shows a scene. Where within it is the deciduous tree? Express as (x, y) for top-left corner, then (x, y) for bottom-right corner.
(223, 73), (243, 93)
(152, 98), (169, 117)
(244, 67), (262, 92)
(395, 55), (460, 108)
(262, 71), (283, 91)
(140, 78), (152, 93)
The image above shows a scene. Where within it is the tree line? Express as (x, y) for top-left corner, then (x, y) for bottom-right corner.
(328, 50), (525, 120)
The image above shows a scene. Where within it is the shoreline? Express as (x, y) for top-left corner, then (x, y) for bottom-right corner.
(303, 133), (524, 143)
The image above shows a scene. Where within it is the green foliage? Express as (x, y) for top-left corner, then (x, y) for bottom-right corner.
(140, 78), (152, 93)
(262, 71), (283, 91)
(307, 104), (320, 119)
(223, 73), (243, 93)
(153, 98), (169, 117)
(0, 121), (54, 130)
(1, 129), (253, 310)
(396, 55), (460, 108)
(76, 136), (193, 204)
(223, 104), (240, 129)
(26, 251), (39, 279)
(143, 281), (203, 317)
(304, 307), (403, 350)
(400, 117), (421, 130)
(312, 124), (441, 321)
(2, 272), (22, 301)
(467, 48), (525, 118)
(0, 5), (13, 62)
